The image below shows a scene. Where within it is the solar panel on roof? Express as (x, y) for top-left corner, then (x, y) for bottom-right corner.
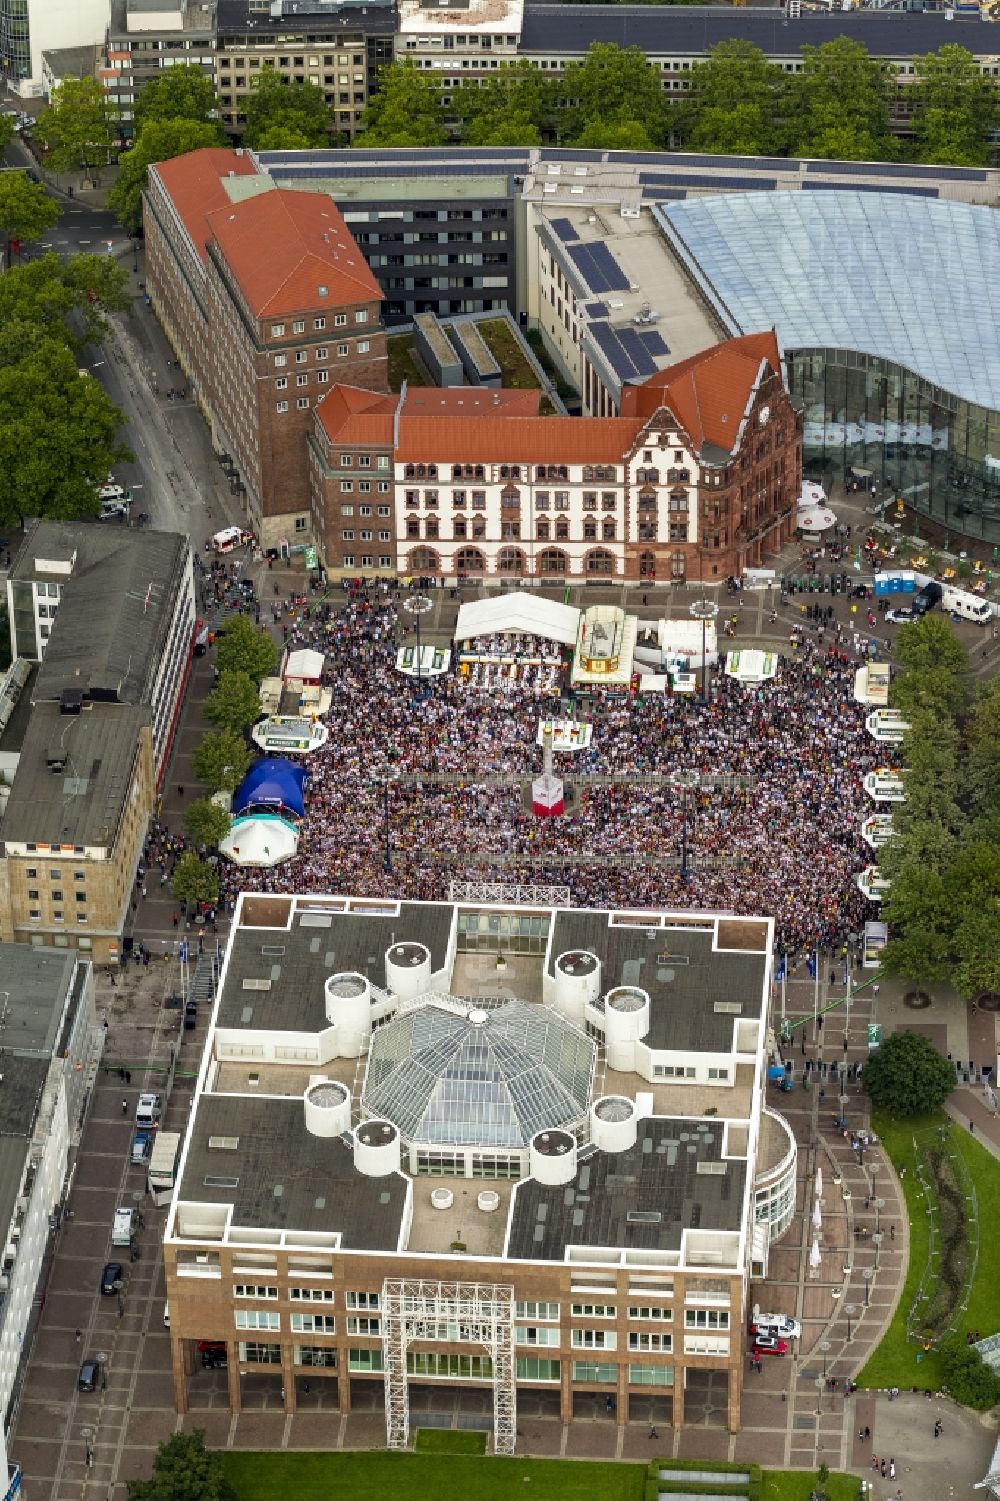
(590, 323), (637, 383)
(640, 331), (669, 358)
(568, 242), (607, 293)
(803, 182), (939, 198)
(589, 242), (630, 292)
(585, 301), (608, 319)
(805, 159), (985, 182)
(551, 217), (579, 243)
(617, 327), (657, 378)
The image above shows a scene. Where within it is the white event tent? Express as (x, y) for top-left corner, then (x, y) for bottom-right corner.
(454, 593), (581, 647)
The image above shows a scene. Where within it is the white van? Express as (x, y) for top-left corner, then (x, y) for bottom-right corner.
(212, 526), (242, 555)
(941, 586), (993, 625)
(751, 1312), (801, 1340)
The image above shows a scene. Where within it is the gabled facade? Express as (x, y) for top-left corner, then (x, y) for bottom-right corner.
(310, 332), (800, 583)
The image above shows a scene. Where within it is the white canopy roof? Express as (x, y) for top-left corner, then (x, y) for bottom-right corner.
(455, 593), (580, 647)
(219, 814), (299, 868)
(284, 648), (325, 681)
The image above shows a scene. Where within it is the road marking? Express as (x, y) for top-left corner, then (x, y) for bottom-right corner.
(78, 239), (92, 245)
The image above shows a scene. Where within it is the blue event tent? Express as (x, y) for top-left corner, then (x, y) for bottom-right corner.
(233, 757), (307, 820)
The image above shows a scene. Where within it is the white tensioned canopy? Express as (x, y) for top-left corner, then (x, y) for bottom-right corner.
(455, 593), (581, 647)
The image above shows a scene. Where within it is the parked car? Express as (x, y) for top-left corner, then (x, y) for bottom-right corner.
(184, 1000), (198, 1031)
(751, 1334), (789, 1356)
(100, 1261), (124, 1296)
(131, 1129), (152, 1165)
(751, 1313), (801, 1340)
(135, 1092), (161, 1129)
(886, 607), (915, 624)
(78, 1359), (100, 1391)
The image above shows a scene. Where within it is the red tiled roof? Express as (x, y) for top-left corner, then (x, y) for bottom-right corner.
(394, 415), (641, 465)
(315, 385), (397, 446)
(206, 188), (381, 318)
(403, 388), (541, 417)
(621, 331), (782, 453)
(151, 148), (259, 261)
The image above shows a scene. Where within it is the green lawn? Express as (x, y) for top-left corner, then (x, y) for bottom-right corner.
(857, 1110), (1000, 1392)
(761, 1474), (859, 1501)
(414, 1427), (487, 1454)
(222, 1452), (646, 1501)
(477, 319), (544, 391)
(222, 1452), (859, 1501)
(387, 334), (429, 391)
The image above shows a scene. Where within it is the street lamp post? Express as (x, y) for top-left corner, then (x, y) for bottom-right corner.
(132, 236), (139, 274)
(872, 1232), (883, 1271)
(862, 1268), (875, 1308)
(374, 765), (400, 873)
(874, 1197), (886, 1236)
(404, 593), (433, 689)
(688, 598), (719, 704)
(670, 769), (701, 881)
(818, 1338), (831, 1379)
(81, 1426), (94, 1469)
(844, 1302), (858, 1341)
(815, 1374), (825, 1415)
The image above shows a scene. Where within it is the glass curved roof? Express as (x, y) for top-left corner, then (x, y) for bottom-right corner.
(658, 191), (1000, 412)
(363, 998), (595, 1149)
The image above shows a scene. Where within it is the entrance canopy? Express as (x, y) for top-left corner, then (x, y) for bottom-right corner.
(455, 592), (580, 647)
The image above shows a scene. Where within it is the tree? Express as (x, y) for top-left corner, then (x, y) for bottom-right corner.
(250, 124), (332, 152)
(355, 61), (447, 148)
(880, 861), (954, 989)
(789, 39), (894, 162)
(0, 115), (14, 155)
(558, 44), (666, 148)
(215, 613), (278, 683)
(913, 45), (996, 167)
(133, 63), (219, 132)
(685, 41), (788, 157)
(36, 77), (113, 182)
(192, 730), (251, 793)
(128, 1430), (235, 1501)
(0, 335), (131, 527)
(953, 906), (1000, 1002)
(0, 173), (60, 271)
(203, 670), (262, 734)
(0, 252), (130, 353)
(109, 118), (224, 233)
(184, 798), (232, 851)
(964, 678), (1000, 813)
(452, 61), (552, 147)
(243, 69), (333, 150)
(939, 1335), (1000, 1411)
(171, 854), (220, 914)
(892, 612), (968, 675)
(889, 663), (967, 722)
(573, 117), (658, 152)
(864, 1029), (954, 1118)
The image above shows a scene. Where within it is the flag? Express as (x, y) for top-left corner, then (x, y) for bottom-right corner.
(775, 954), (787, 982)
(806, 952), (817, 980)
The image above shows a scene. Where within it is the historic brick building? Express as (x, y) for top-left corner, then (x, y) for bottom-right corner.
(311, 332), (800, 583)
(145, 148), (388, 548)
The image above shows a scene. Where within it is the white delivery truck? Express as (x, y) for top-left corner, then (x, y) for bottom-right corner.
(111, 1207), (142, 1247)
(940, 585), (993, 625)
(148, 1130), (181, 1207)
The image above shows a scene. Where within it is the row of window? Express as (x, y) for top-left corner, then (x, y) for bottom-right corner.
(341, 531), (392, 542)
(274, 340), (371, 372)
(271, 312), (367, 338)
(407, 518), (622, 542)
(235, 1312), (385, 1334)
(517, 1329), (673, 1352)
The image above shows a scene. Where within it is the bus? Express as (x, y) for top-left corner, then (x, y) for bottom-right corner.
(148, 1130), (181, 1206)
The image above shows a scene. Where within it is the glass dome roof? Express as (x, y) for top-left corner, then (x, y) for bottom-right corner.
(362, 998), (595, 1149)
(657, 191), (1000, 411)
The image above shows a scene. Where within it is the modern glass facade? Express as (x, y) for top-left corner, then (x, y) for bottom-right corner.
(0, 0), (31, 84)
(787, 349), (1000, 543)
(658, 191), (1000, 544)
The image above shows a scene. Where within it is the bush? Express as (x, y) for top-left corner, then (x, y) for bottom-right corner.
(940, 1334), (1000, 1410)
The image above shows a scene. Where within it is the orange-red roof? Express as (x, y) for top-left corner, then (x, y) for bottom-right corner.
(403, 388), (541, 417)
(151, 148), (259, 261)
(206, 188), (381, 318)
(622, 331), (781, 453)
(394, 415), (641, 465)
(315, 385), (397, 446)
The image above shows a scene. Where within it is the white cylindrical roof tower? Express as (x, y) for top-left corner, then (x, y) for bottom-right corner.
(385, 941), (432, 1001)
(303, 1079), (352, 1138)
(354, 1118), (402, 1177)
(590, 1095), (638, 1154)
(552, 950), (601, 1024)
(324, 971), (371, 1058)
(529, 1127), (578, 1186)
(603, 985), (650, 1071)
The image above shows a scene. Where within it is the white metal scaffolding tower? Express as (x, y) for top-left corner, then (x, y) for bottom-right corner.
(382, 1279), (516, 1454)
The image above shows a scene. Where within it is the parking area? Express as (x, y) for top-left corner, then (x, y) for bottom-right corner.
(10, 960), (205, 1500)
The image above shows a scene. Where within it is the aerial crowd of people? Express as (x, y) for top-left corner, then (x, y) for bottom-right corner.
(234, 584), (888, 959)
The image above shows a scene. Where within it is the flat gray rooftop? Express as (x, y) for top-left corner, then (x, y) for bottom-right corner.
(0, 943), (77, 1056)
(9, 521), (189, 705)
(179, 1094), (408, 1249)
(508, 1116), (746, 1260)
(0, 700), (147, 850)
(217, 901), (454, 1031)
(548, 915), (767, 1052)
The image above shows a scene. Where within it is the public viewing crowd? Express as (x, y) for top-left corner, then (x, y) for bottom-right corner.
(231, 588), (886, 956)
